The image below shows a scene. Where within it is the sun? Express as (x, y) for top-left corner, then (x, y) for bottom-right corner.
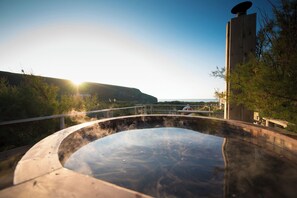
(71, 78), (84, 86)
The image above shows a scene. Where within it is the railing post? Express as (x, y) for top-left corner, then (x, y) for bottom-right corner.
(134, 107), (137, 115)
(144, 105), (147, 114)
(60, 117), (65, 129)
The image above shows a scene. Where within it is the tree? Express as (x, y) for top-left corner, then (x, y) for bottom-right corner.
(0, 74), (59, 121)
(231, 0), (297, 130)
(0, 74), (61, 150)
(211, 66), (226, 80)
(0, 73), (105, 150)
(0, 78), (20, 121)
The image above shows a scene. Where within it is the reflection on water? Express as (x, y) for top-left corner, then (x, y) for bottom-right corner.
(224, 139), (297, 198)
(65, 128), (225, 197)
(64, 127), (297, 198)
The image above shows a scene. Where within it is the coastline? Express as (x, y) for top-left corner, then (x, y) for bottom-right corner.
(158, 99), (218, 103)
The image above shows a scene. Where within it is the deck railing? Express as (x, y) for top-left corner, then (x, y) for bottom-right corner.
(0, 104), (218, 129)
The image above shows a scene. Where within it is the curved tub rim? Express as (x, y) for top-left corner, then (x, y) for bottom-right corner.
(10, 114), (297, 198)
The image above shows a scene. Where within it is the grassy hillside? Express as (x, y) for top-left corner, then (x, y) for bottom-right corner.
(0, 71), (157, 104)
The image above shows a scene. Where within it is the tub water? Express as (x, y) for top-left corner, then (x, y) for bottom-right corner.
(64, 127), (297, 198)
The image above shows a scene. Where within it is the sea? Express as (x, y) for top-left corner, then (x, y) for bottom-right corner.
(158, 99), (218, 103)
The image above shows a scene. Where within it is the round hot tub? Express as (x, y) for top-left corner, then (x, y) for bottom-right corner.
(6, 115), (297, 198)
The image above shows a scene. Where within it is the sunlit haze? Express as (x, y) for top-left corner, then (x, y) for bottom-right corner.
(0, 0), (273, 99)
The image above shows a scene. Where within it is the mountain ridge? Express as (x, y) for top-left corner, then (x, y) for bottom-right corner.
(0, 71), (157, 104)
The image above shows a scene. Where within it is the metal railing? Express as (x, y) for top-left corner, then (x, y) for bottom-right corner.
(0, 105), (146, 129)
(0, 104), (218, 129)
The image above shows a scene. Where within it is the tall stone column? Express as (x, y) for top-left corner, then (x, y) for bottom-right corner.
(224, 1), (256, 123)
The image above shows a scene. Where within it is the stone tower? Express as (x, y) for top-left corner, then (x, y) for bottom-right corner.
(224, 1), (256, 122)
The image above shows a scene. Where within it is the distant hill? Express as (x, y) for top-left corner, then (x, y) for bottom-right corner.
(0, 71), (157, 104)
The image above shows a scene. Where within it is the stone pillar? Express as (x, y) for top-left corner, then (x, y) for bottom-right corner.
(225, 2), (256, 123)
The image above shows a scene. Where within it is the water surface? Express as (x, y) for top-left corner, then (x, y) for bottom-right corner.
(65, 127), (297, 198)
(65, 127), (225, 197)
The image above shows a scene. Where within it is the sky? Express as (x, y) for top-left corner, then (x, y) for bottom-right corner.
(0, 0), (274, 100)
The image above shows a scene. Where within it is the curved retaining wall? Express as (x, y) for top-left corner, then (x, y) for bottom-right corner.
(0, 115), (296, 197)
